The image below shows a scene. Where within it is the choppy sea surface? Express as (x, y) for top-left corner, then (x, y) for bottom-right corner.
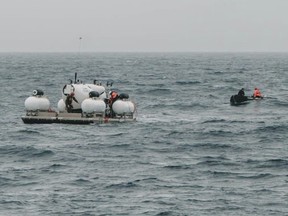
(1, 52), (288, 216)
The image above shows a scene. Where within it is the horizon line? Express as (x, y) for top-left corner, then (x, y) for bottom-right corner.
(1, 51), (288, 54)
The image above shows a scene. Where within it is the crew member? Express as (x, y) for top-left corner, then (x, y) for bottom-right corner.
(107, 91), (119, 117)
(108, 91), (119, 107)
(253, 88), (262, 98)
(65, 92), (79, 112)
(238, 88), (245, 97)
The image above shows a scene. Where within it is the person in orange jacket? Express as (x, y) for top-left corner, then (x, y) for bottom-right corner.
(108, 91), (119, 107)
(105, 91), (119, 117)
(253, 88), (262, 98)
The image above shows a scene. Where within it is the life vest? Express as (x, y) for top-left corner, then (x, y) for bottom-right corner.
(253, 89), (262, 97)
(111, 92), (118, 100)
(108, 91), (119, 106)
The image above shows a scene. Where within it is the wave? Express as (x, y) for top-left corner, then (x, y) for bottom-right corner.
(0, 200), (25, 206)
(106, 177), (161, 190)
(142, 102), (209, 110)
(237, 173), (274, 179)
(155, 211), (175, 216)
(190, 142), (242, 151)
(204, 170), (236, 177)
(0, 176), (15, 187)
(133, 177), (159, 183)
(40, 164), (67, 173)
(146, 88), (173, 95)
(31, 149), (54, 157)
(106, 132), (127, 137)
(175, 80), (201, 85)
(17, 129), (41, 135)
(253, 124), (288, 133)
(163, 164), (192, 170)
(199, 129), (234, 137)
(201, 119), (249, 124)
(106, 181), (139, 189)
(246, 158), (288, 169)
(0, 145), (54, 158)
(203, 67), (213, 71)
(110, 143), (131, 149)
(196, 156), (237, 166)
(73, 178), (92, 184)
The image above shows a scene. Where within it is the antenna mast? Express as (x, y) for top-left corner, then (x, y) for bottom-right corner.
(78, 37), (83, 54)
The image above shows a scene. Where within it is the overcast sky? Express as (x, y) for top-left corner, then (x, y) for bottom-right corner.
(0, 0), (288, 52)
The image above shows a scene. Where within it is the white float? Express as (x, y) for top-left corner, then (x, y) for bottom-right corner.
(24, 96), (50, 111)
(81, 98), (106, 114)
(112, 100), (135, 115)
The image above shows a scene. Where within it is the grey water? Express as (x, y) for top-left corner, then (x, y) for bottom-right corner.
(1, 52), (288, 215)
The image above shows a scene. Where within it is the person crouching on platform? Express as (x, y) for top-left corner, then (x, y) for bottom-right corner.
(65, 92), (79, 112)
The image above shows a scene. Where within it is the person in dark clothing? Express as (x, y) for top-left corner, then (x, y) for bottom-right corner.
(107, 91), (119, 117)
(231, 88), (248, 104)
(65, 92), (78, 112)
(238, 88), (245, 97)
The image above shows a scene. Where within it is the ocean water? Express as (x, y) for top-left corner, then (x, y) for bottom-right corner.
(1, 52), (288, 215)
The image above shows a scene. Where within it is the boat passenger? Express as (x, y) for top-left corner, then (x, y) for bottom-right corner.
(238, 88), (245, 97)
(253, 88), (262, 98)
(65, 92), (79, 112)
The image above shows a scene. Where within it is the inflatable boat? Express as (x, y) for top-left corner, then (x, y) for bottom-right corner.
(21, 74), (137, 124)
(230, 94), (264, 106)
(230, 95), (250, 105)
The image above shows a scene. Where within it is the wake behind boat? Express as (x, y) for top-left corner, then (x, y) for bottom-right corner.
(21, 73), (137, 124)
